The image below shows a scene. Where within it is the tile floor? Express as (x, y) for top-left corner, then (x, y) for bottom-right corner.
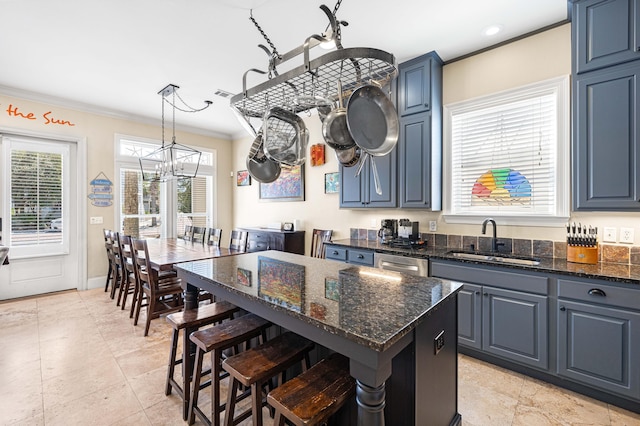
(1, 288), (639, 426)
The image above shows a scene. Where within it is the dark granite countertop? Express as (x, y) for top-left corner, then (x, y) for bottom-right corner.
(327, 239), (640, 286)
(175, 251), (462, 352)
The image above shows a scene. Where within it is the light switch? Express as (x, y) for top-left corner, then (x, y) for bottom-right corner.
(90, 216), (103, 225)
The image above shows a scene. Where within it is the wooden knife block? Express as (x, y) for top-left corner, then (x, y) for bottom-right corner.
(567, 245), (598, 264)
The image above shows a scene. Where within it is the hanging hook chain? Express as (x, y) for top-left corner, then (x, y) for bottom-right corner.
(325, 0), (343, 33)
(250, 9), (280, 58)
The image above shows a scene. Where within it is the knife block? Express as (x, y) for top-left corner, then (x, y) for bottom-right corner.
(567, 245), (598, 264)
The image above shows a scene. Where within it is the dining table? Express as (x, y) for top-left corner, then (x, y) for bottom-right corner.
(176, 250), (463, 426)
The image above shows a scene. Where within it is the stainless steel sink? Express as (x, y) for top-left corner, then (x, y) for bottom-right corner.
(447, 251), (541, 266)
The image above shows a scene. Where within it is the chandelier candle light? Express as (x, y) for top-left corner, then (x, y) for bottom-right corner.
(139, 84), (211, 181)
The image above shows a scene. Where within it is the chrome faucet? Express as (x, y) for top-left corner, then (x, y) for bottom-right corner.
(481, 218), (504, 252)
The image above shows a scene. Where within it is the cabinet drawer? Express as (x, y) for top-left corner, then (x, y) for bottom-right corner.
(325, 246), (347, 261)
(347, 249), (374, 266)
(558, 279), (640, 311)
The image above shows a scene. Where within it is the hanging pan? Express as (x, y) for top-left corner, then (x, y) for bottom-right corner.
(321, 80), (356, 150)
(346, 84), (399, 157)
(246, 130), (281, 183)
(334, 145), (362, 168)
(263, 106), (308, 166)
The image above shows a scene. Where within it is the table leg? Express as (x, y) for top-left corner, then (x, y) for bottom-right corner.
(356, 380), (386, 426)
(182, 283), (199, 420)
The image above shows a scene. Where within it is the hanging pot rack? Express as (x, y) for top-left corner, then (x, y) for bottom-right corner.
(230, 4), (397, 120)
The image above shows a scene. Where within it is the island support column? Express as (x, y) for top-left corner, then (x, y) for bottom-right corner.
(356, 381), (386, 425)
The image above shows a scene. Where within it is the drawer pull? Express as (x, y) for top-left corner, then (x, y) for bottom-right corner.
(332, 250), (339, 255)
(560, 306), (566, 311)
(483, 292), (488, 297)
(588, 288), (606, 297)
(357, 254), (364, 259)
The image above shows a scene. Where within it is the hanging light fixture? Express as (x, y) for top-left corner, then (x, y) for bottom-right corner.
(139, 84), (212, 182)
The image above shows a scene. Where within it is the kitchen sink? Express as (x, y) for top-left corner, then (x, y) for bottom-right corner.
(447, 251), (541, 266)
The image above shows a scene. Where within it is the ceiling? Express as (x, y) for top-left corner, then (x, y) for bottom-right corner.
(0, 0), (569, 140)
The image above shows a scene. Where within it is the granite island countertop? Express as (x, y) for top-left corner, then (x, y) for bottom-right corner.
(175, 250), (462, 352)
(327, 238), (640, 286)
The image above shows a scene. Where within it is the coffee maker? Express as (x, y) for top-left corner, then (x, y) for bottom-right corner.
(378, 219), (398, 244)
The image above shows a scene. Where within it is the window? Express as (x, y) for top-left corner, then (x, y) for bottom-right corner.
(1, 136), (70, 256)
(443, 76), (569, 226)
(116, 135), (215, 238)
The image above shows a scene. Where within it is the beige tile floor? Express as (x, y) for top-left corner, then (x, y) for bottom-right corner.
(1, 288), (640, 426)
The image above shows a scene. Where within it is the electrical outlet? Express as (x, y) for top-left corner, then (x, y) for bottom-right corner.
(429, 220), (437, 232)
(603, 227), (617, 243)
(620, 227), (634, 244)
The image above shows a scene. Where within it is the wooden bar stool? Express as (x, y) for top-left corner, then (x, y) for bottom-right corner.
(166, 301), (240, 421)
(188, 313), (272, 426)
(267, 353), (356, 426)
(222, 332), (314, 426)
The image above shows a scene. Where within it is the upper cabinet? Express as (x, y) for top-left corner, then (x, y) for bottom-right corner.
(397, 52), (443, 210)
(572, 0), (640, 210)
(573, 0), (640, 74)
(340, 148), (398, 208)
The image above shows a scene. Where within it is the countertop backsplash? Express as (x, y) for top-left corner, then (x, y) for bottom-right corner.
(349, 228), (640, 266)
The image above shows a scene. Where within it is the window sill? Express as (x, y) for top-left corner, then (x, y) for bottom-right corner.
(443, 214), (569, 228)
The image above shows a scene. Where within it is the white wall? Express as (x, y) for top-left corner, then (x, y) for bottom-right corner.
(0, 94), (234, 280)
(232, 23), (640, 249)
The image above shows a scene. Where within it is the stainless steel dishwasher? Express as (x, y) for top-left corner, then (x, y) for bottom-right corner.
(374, 252), (429, 277)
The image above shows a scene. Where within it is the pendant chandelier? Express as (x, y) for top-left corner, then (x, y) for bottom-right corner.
(139, 84), (211, 182)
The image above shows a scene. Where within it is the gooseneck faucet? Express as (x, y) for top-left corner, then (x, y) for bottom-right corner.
(481, 218), (504, 252)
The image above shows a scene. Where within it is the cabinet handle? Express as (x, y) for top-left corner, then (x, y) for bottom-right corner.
(474, 291), (480, 295)
(357, 254), (364, 259)
(560, 306), (566, 311)
(588, 288), (606, 297)
(483, 292), (488, 296)
(332, 250), (339, 255)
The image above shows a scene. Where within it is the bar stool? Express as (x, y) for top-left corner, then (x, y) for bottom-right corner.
(165, 301), (240, 421)
(188, 313), (272, 426)
(267, 353), (356, 426)
(222, 332), (314, 426)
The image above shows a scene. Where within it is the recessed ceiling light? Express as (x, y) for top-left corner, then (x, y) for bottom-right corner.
(482, 25), (503, 36)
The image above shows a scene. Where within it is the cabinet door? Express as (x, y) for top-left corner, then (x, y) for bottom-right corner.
(399, 112), (432, 208)
(573, 61), (640, 210)
(482, 286), (548, 370)
(574, 0), (640, 73)
(247, 232), (269, 252)
(398, 57), (432, 116)
(339, 162), (366, 208)
(457, 283), (482, 350)
(268, 234), (285, 251)
(558, 300), (640, 398)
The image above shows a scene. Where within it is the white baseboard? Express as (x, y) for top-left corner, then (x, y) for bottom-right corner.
(87, 276), (106, 290)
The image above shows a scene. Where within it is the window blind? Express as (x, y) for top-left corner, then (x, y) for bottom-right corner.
(448, 79), (566, 219)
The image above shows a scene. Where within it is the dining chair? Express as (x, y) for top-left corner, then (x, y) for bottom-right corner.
(182, 225), (193, 241)
(131, 237), (184, 336)
(310, 228), (333, 258)
(116, 233), (138, 311)
(104, 230), (122, 299)
(229, 230), (248, 252)
(191, 226), (207, 244)
(206, 228), (222, 247)
(103, 229), (114, 293)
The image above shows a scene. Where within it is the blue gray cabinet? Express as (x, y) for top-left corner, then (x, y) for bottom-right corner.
(339, 147), (397, 208)
(573, 0), (640, 74)
(573, 61), (640, 210)
(430, 260), (549, 370)
(397, 52), (442, 210)
(557, 278), (640, 399)
(324, 244), (374, 266)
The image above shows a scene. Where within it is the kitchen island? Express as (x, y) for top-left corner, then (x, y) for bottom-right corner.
(176, 250), (463, 426)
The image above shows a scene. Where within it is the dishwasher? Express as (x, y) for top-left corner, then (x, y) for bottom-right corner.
(374, 252), (429, 277)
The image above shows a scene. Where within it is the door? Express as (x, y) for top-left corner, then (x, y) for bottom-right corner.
(0, 134), (79, 299)
(399, 112), (432, 208)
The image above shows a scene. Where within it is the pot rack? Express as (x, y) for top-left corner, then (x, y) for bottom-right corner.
(230, 5), (397, 121)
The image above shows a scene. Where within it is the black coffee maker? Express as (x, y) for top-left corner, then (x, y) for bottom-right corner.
(378, 219), (398, 244)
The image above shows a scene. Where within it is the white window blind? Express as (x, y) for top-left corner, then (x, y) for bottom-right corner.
(444, 76), (569, 225)
(2, 136), (70, 256)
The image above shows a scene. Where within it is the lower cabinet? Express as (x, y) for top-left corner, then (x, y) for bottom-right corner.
(324, 244), (374, 267)
(557, 278), (640, 400)
(431, 260), (549, 370)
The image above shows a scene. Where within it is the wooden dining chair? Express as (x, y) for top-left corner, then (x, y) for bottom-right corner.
(206, 228), (222, 247)
(103, 229), (114, 293)
(104, 230), (121, 299)
(310, 229), (333, 258)
(182, 225), (193, 241)
(116, 233), (138, 311)
(131, 237), (184, 336)
(191, 226), (207, 244)
(229, 230), (248, 252)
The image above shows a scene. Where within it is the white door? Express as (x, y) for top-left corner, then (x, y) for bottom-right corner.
(0, 134), (79, 300)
